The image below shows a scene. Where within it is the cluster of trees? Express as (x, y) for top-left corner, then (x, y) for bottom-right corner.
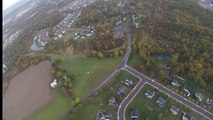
(129, 0), (213, 89)
(51, 58), (75, 96)
(73, 0), (127, 58)
(91, 21), (126, 58)
(4, 54), (50, 82)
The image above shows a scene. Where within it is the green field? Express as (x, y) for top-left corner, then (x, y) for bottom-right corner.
(27, 89), (71, 120)
(61, 54), (121, 98)
(27, 54), (121, 120)
(125, 84), (207, 120)
(71, 70), (139, 120)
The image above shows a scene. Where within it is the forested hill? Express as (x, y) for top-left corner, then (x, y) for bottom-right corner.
(130, 0), (213, 89)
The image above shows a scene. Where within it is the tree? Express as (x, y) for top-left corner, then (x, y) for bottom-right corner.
(68, 114), (78, 120)
(55, 58), (63, 65)
(51, 67), (56, 75)
(68, 83), (72, 88)
(61, 87), (66, 93)
(97, 51), (104, 58)
(199, 79), (207, 89)
(56, 71), (62, 78)
(113, 51), (119, 57)
(158, 113), (163, 120)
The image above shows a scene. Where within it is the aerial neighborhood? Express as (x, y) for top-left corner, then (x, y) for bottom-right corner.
(3, 0), (213, 120)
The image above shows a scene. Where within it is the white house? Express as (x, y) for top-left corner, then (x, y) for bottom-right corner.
(50, 79), (57, 88)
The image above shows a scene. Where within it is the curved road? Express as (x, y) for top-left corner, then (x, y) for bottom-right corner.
(62, 4), (213, 120)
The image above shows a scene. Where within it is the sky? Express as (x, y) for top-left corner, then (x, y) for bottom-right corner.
(3, 0), (21, 10)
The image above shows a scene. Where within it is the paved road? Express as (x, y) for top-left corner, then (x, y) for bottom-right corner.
(118, 79), (146, 120)
(121, 66), (213, 120)
(81, 8), (133, 102)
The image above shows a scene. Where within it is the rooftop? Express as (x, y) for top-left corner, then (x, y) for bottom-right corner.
(170, 105), (180, 115)
(145, 90), (155, 98)
(156, 97), (167, 108)
(131, 109), (139, 120)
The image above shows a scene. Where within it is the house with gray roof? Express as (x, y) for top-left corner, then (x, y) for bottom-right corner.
(131, 109), (139, 120)
(145, 90), (156, 99)
(170, 105), (180, 115)
(171, 79), (181, 87)
(156, 97), (167, 108)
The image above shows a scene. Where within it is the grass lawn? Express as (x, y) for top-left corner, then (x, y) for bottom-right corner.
(71, 70), (139, 120)
(125, 84), (208, 120)
(27, 89), (71, 120)
(62, 55), (121, 98)
(127, 53), (143, 68)
(47, 53), (122, 98)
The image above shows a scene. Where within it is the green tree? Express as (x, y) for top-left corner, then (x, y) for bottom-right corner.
(158, 113), (163, 120)
(97, 51), (104, 58)
(113, 51), (119, 57)
(56, 71), (62, 78)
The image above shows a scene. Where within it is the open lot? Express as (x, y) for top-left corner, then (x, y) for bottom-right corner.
(72, 70), (139, 120)
(125, 84), (207, 120)
(3, 61), (53, 120)
(26, 89), (71, 120)
(48, 54), (122, 98)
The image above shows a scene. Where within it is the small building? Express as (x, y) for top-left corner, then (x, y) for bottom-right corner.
(156, 97), (167, 108)
(125, 79), (133, 85)
(183, 86), (191, 97)
(195, 92), (203, 102)
(206, 98), (213, 106)
(97, 110), (112, 120)
(50, 79), (57, 88)
(163, 64), (170, 70)
(145, 90), (155, 99)
(183, 112), (194, 120)
(108, 96), (116, 107)
(170, 105), (180, 115)
(171, 80), (180, 87)
(131, 109), (139, 120)
(117, 86), (127, 97)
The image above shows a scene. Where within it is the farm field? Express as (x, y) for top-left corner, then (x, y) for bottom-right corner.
(3, 61), (53, 120)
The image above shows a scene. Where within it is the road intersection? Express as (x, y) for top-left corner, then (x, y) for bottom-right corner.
(65, 6), (213, 120)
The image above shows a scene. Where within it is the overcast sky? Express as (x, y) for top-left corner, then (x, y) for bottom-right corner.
(3, 0), (21, 10)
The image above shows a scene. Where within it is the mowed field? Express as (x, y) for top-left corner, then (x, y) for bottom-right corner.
(3, 61), (53, 120)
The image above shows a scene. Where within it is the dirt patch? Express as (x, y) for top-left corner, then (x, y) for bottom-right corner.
(3, 61), (54, 120)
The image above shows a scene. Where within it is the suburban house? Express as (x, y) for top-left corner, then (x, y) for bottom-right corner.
(125, 79), (133, 85)
(163, 64), (170, 70)
(171, 80), (181, 87)
(117, 86), (127, 97)
(182, 112), (194, 120)
(50, 79), (57, 88)
(183, 86), (191, 97)
(108, 96), (116, 108)
(170, 105), (180, 115)
(131, 109), (139, 120)
(97, 110), (111, 120)
(206, 98), (213, 107)
(195, 92), (203, 102)
(156, 97), (167, 108)
(145, 90), (156, 99)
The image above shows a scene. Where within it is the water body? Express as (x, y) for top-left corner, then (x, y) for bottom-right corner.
(150, 53), (171, 62)
(30, 41), (45, 51)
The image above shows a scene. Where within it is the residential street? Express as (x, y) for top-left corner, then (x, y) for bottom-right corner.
(120, 66), (213, 120)
(64, 5), (213, 120)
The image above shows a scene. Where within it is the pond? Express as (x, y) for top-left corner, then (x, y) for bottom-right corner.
(30, 41), (45, 51)
(150, 53), (171, 62)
